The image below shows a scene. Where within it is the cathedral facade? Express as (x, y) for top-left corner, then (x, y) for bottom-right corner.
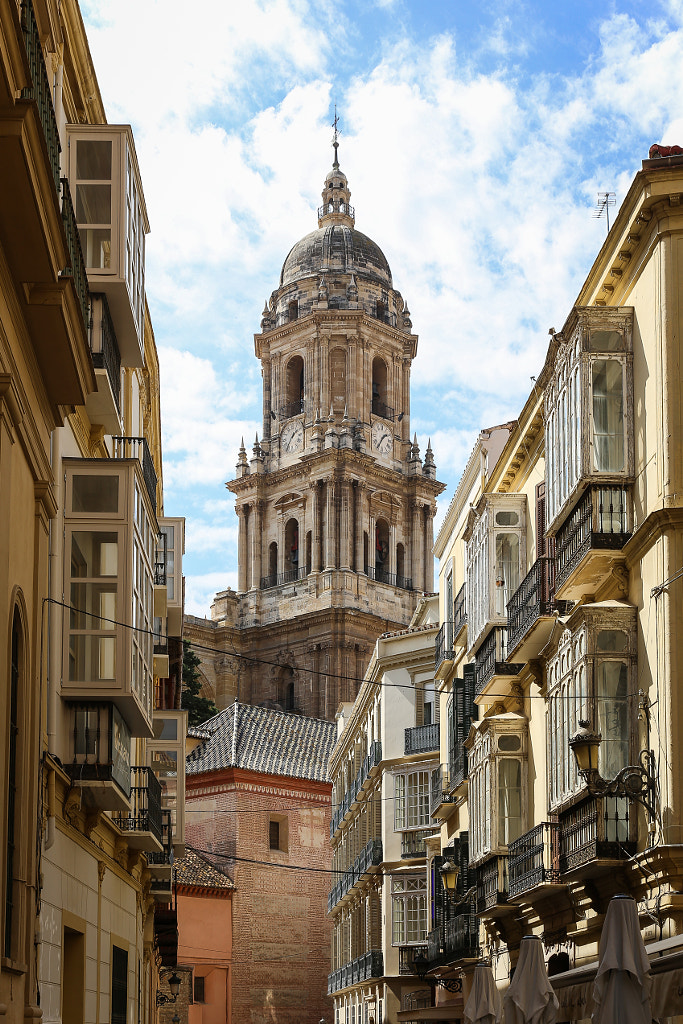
(186, 152), (444, 719)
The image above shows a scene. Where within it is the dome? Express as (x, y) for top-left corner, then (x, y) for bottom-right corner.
(279, 224), (393, 289)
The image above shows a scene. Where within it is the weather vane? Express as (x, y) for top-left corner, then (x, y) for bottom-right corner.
(332, 104), (341, 169)
(593, 191), (616, 233)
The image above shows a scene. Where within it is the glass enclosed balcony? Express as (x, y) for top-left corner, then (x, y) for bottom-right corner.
(64, 702), (131, 811)
(61, 460), (156, 737)
(66, 123), (149, 367)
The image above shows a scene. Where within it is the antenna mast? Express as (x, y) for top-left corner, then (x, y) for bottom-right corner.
(593, 191), (616, 233)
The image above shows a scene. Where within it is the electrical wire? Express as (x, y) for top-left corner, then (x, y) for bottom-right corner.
(185, 843), (342, 876)
(46, 597), (628, 702)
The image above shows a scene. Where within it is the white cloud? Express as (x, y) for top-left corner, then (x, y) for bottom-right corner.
(184, 571), (239, 618)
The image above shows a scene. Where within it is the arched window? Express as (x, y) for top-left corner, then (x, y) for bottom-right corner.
(288, 300), (298, 322)
(330, 348), (346, 414)
(284, 518), (299, 575)
(372, 357), (390, 418)
(305, 531), (312, 572)
(284, 355), (304, 419)
(269, 541), (278, 578)
(375, 519), (389, 581)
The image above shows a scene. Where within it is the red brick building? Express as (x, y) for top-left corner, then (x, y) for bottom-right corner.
(184, 702), (336, 1024)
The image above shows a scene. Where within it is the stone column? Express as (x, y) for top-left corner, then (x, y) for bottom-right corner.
(262, 355), (271, 440)
(388, 521), (397, 577)
(320, 335), (330, 416)
(402, 356), (411, 442)
(340, 478), (351, 569)
(411, 500), (424, 592)
(368, 509), (376, 579)
(236, 504), (248, 593)
(325, 478), (337, 569)
(353, 481), (365, 573)
(310, 481), (322, 572)
(424, 504), (435, 591)
(251, 500), (264, 588)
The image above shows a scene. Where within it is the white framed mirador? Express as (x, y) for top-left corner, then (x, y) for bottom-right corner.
(547, 602), (637, 813)
(545, 307), (634, 534)
(466, 714), (527, 866)
(465, 494), (527, 651)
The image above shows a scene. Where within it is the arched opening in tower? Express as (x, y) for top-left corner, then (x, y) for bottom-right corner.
(285, 355), (304, 417)
(375, 518), (389, 580)
(396, 542), (405, 583)
(372, 357), (388, 418)
(285, 518), (299, 573)
(268, 541), (278, 579)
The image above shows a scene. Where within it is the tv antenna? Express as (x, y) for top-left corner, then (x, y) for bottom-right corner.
(593, 192), (616, 233)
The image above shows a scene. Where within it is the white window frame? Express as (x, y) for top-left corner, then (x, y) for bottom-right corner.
(391, 875), (428, 945)
(394, 770), (430, 831)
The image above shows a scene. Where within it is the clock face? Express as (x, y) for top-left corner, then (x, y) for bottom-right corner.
(371, 421), (393, 456)
(281, 420), (303, 454)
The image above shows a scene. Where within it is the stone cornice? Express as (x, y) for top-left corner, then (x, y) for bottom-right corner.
(227, 449), (445, 498)
(624, 504), (683, 566)
(255, 307), (418, 357)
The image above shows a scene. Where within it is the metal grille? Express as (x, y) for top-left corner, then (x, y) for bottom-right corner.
(508, 821), (560, 897)
(91, 294), (122, 411)
(112, 436), (158, 513)
(20, 0), (61, 192)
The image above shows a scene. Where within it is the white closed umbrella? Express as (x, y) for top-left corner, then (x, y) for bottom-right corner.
(504, 935), (559, 1024)
(465, 962), (503, 1024)
(592, 894), (651, 1024)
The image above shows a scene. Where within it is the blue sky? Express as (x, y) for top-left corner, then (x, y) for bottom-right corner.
(81, 0), (683, 614)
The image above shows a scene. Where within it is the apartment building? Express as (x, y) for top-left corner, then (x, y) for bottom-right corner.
(423, 149), (683, 1022)
(0, 4), (186, 1024)
(328, 597), (453, 1024)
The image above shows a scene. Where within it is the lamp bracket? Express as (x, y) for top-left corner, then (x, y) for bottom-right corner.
(581, 749), (658, 823)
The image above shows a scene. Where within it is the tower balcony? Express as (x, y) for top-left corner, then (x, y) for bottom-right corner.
(365, 565), (412, 591)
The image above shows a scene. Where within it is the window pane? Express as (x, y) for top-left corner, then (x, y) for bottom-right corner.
(498, 758), (522, 846)
(71, 532), (118, 578)
(72, 475), (119, 514)
(592, 359), (624, 472)
(597, 660), (628, 779)
(79, 228), (111, 269)
(589, 330), (624, 352)
(495, 533), (519, 615)
(76, 139), (112, 180)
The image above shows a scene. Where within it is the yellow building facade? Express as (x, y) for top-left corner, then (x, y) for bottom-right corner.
(422, 150), (683, 1022)
(0, 5), (186, 1024)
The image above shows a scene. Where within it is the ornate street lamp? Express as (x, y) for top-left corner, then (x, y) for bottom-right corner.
(156, 971), (182, 1006)
(569, 719), (658, 824)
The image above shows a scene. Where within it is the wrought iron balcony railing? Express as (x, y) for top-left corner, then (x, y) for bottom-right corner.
(112, 436), (157, 514)
(280, 398), (304, 420)
(426, 910), (479, 966)
(558, 793), (635, 873)
(328, 838), (383, 910)
(449, 748), (468, 791)
(21, 0), (61, 193)
(260, 565), (310, 590)
(474, 627), (523, 697)
(365, 565), (412, 590)
(318, 200), (355, 220)
(555, 486), (631, 590)
(327, 950), (382, 994)
(435, 621), (455, 673)
(453, 583), (467, 636)
(113, 766), (162, 844)
(507, 555), (555, 653)
(430, 765), (452, 817)
(508, 821), (560, 898)
(147, 810), (173, 871)
(330, 741), (382, 838)
(90, 293), (122, 411)
(399, 944), (428, 975)
(401, 829), (432, 859)
(371, 397), (394, 420)
(476, 854), (508, 914)
(60, 178), (90, 335)
(405, 723), (439, 755)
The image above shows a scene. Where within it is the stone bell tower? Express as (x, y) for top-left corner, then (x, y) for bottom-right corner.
(187, 139), (444, 720)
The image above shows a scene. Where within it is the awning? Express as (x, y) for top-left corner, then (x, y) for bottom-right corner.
(553, 979), (594, 1023)
(650, 966), (683, 1018)
(396, 1005), (463, 1022)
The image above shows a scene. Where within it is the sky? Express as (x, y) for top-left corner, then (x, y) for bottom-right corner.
(80, 0), (683, 616)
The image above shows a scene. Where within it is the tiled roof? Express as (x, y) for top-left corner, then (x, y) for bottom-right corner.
(186, 701), (337, 783)
(174, 848), (234, 890)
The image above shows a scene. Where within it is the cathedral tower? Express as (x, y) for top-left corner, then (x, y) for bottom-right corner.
(187, 146), (444, 720)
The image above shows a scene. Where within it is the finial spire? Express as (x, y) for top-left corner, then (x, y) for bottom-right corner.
(332, 104), (340, 170)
